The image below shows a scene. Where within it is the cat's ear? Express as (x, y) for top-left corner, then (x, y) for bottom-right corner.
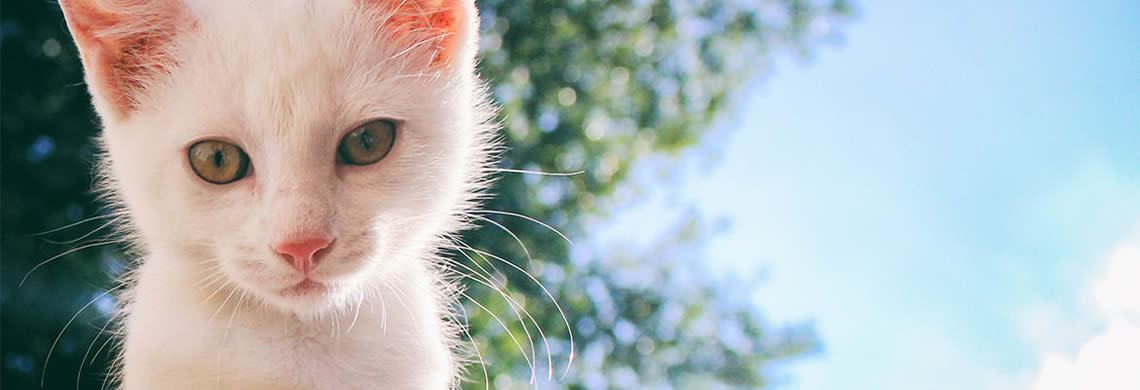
(361, 0), (479, 69)
(58, 0), (191, 122)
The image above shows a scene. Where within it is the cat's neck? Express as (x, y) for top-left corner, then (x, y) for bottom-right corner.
(118, 249), (456, 389)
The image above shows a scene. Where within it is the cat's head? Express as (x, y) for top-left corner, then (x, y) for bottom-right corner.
(60, 0), (495, 316)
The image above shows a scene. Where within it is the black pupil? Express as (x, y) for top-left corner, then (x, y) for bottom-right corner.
(212, 148), (225, 167)
(359, 130), (374, 150)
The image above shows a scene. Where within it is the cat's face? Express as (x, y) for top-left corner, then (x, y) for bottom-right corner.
(62, 0), (490, 316)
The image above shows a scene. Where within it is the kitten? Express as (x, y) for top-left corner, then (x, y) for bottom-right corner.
(58, 0), (497, 388)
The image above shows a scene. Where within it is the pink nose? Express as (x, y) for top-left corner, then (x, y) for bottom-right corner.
(273, 236), (333, 274)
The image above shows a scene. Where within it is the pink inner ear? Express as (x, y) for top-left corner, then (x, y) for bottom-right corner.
(60, 0), (189, 118)
(364, 0), (468, 67)
(96, 23), (180, 114)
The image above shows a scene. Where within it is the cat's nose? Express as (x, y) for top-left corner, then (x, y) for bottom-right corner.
(273, 236), (333, 274)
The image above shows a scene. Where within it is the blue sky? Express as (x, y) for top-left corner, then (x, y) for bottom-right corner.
(683, 0), (1138, 388)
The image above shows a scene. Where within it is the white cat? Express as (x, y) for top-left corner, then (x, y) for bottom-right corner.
(58, 0), (497, 388)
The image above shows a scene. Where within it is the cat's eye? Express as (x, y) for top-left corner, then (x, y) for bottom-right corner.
(338, 119), (397, 166)
(188, 140), (250, 184)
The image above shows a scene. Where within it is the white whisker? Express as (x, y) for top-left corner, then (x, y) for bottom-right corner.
(43, 220), (117, 245)
(490, 168), (584, 177)
(456, 302), (489, 390)
(42, 287), (120, 388)
(445, 244), (541, 382)
(20, 238), (126, 287)
(27, 214), (114, 237)
(203, 287), (239, 341)
(472, 210), (573, 246)
(345, 292), (364, 335)
(456, 244), (576, 379)
(458, 290), (535, 379)
(76, 313), (117, 389)
(469, 214), (534, 267)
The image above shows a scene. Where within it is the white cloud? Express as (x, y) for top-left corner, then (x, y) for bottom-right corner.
(1031, 233), (1140, 390)
(1093, 245), (1140, 318)
(1016, 302), (1100, 357)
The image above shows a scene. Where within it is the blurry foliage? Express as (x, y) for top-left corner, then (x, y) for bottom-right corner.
(1, 0), (851, 388)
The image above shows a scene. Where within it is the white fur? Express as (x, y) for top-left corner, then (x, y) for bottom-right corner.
(71, 0), (497, 388)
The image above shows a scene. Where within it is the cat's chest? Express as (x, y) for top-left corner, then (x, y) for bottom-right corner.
(228, 323), (449, 389)
(222, 331), (388, 388)
(124, 288), (450, 389)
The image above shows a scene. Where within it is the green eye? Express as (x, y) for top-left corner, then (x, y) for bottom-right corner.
(338, 119), (397, 166)
(188, 140), (250, 184)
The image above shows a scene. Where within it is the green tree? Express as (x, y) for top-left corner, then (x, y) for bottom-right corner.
(1, 1), (851, 388)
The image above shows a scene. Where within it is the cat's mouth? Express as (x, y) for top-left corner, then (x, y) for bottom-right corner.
(279, 279), (329, 297)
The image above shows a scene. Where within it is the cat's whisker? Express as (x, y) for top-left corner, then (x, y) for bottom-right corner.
(194, 264), (227, 291)
(443, 246), (540, 380)
(490, 168), (585, 177)
(197, 274), (225, 290)
(203, 287), (240, 340)
(458, 290), (536, 379)
(455, 302), (490, 390)
(468, 214), (534, 267)
(331, 302), (342, 339)
(216, 289), (247, 389)
(89, 323), (120, 367)
(448, 260), (551, 384)
(192, 257), (221, 268)
(77, 312), (118, 389)
(19, 238), (128, 287)
(42, 219), (117, 245)
(100, 347), (117, 390)
(200, 279), (233, 307)
(448, 242), (555, 383)
(345, 290), (365, 335)
(42, 287), (121, 388)
(196, 271), (226, 291)
(472, 210), (573, 246)
(223, 290), (246, 343)
(443, 234), (504, 284)
(191, 254), (224, 263)
(369, 284), (387, 333)
(90, 331), (120, 390)
(444, 230), (556, 382)
(442, 234), (508, 286)
(26, 214), (114, 237)
(455, 244), (576, 380)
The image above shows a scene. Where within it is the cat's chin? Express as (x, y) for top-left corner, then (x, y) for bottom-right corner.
(280, 279), (329, 297)
(254, 279), (355, 317)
